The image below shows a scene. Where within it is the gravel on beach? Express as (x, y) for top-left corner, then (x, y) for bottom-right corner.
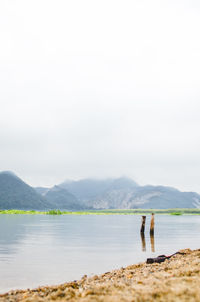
(1, 248), (200, 302)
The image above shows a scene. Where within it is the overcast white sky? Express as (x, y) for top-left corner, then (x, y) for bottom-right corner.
(0, 0), (200, 192)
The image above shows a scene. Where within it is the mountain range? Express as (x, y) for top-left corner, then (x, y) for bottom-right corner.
(0, 171), (200, 210)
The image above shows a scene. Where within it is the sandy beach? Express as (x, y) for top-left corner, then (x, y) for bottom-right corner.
(0, 248), (200, 301)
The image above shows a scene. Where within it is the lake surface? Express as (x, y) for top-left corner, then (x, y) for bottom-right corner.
(0, 214), (200, 293)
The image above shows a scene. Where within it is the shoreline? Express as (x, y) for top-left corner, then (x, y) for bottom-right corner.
(1, 209), (200, 215)
(0, 248), (200, 301)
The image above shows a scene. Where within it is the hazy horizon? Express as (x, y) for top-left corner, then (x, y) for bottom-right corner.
(1, 170), (199, 195)
(0, 0), (200, 193)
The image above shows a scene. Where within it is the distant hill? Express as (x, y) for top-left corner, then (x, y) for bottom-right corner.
(43, 185), (82, 210)
(34, 187), (49, 196)
(85, 184), (200, 209)
(0, 171), (81, 210)
(0, 171), (49, 210)
(60, 177), (138, 201)
(127, 185), (200, 209)
(1, 171), (200, 210)
(60, 177), (200, 209)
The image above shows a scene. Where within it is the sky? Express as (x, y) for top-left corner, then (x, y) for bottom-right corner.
(0, 0), (200, 192)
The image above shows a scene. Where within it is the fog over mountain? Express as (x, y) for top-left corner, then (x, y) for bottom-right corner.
(59, 177), (138, 200)
(59, 178), (200, 209)
(0, 171), (200, 210)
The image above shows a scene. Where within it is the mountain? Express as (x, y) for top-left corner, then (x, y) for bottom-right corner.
(86, 184), (200, 209)
(0, 171), (81, 210)
(0, 171), (49, 210)
(60, 177), (138, 201)
(35, 187), (49, 195)
(1, 171), (200, 210)
(127, 185), (200, 209)
(44, 185), (82, 210)
(59, 177), (200, 209)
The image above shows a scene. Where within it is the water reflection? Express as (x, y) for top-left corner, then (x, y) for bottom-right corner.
(140, 232), (155, 252)
(140, 233), (146, 251)
(0, 215), (200, 293)
(0, 215), (31, 257)
(150, 234), (155, 252)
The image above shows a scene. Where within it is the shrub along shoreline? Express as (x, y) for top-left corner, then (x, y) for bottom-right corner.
(0, 209), (200, 215)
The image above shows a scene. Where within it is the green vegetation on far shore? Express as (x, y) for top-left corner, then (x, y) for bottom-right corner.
(0, 208), (200, 215)
(0, 209), (46, 214)
(46, 209), (62, 215)
(170, 211), (183, 215)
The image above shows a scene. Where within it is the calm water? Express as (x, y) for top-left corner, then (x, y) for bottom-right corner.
(0, 214), (200, 293)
